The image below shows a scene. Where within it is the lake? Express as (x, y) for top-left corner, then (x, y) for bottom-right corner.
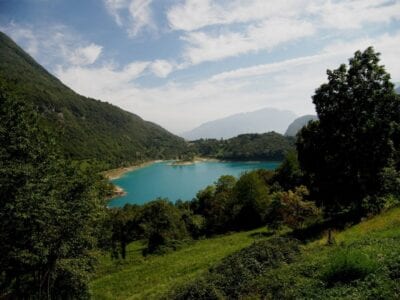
(108, 160), (280, 207)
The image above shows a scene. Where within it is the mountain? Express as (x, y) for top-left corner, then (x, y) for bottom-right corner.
(0, 32), (188, 168)
(396, 86), (400, 94)
(181, 108), (297, 140)
(284, 115), (318, 136)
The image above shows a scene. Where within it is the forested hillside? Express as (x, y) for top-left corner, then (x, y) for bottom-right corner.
(0, 32), (188, 168)
(190, 132), (295, 161)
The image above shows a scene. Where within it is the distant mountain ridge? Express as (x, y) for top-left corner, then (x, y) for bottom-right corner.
(0, 31), (187, 168)
(182, 108), (297, 140)
(285, 115), (318, 136)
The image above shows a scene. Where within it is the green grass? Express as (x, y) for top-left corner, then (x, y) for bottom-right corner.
(91, 208), (400, 299)
(246, 206), (400, 299)
(90, 228), (270, 299)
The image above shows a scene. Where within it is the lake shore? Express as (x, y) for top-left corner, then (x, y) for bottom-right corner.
(169, 157), (220, 166)
(103, 160), (161, 180)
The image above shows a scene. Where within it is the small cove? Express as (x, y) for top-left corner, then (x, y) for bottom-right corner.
(108, 160), (280, 207)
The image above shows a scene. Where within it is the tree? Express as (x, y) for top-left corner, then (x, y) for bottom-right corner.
(272, 151), (303, 191)
(297, 47), (400, 216)
(0, 89), (106, 298)
(280, 186), (320, 230)
(232, 172), (271, 229)
(138, 199), (189, 254)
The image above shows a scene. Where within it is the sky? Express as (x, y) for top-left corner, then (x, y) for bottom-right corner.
(0, 0), (400, 134)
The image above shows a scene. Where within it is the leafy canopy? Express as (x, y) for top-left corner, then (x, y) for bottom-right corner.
(297, 47), (400, 215)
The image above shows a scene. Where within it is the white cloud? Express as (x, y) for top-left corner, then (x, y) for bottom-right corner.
(182, 18), (315, 65)
(55, 31), (400, 133)
(1, 23), (103, 67)
(168, 0), (400, 69)
(168, 0), (400, 32)
(55, 61), (149, 99)
(150, 60), (174, 78)
(69, 43), (103, 66)
(104, 0), (156, 37)
(311, 0), (400, 30)
(167, 0), (308, 31)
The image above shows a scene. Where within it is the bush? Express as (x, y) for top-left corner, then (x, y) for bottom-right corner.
(169, 238), (300, 299)
(167, 278), (224, 300)
(323, 248), (378, 286)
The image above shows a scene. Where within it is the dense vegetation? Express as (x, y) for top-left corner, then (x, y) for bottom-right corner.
(189, 132), (295, 161)
(0, 32), (188, 168)
(297, 47), (400, 217)
(0, 89), (110, 298)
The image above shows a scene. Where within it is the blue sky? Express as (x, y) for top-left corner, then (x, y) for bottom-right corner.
(1, 0), (400, 133)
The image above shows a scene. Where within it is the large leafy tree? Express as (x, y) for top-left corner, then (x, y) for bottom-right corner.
(0, 88), (107, 298)
(297, 47), (400, 216)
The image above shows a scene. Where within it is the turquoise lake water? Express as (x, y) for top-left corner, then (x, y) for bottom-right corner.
(108, 160), (280, 207)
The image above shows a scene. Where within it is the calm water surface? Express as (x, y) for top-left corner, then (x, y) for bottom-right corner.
(109, 161), (280, 207)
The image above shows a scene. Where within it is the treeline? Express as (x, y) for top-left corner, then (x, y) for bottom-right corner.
(189, 132), (295, 161)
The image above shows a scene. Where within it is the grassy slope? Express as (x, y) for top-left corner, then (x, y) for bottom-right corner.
(91, 207), (400, 300)
(90, 228), (269, 299)
(247, 207), (400, 299)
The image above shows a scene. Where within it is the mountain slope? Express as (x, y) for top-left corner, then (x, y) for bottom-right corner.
(0, 32), (187, 167)
(182, 108), (297, 140)
(285, 115), (318, 136)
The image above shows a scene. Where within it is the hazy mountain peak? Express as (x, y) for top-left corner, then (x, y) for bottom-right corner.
(285, 115), (318, 136)
(181, 107), (297, 140)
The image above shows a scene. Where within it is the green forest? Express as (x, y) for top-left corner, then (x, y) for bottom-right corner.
(1, 30), (400, 299)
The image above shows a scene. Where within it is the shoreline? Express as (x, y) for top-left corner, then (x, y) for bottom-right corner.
(168, 157), (220, 166)
(103, 160), (161, 180)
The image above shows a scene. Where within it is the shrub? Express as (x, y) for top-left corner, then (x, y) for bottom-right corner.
(167, 278), (224, 300)
(169, 238), (300, 299)
(323, 248), (378, 286)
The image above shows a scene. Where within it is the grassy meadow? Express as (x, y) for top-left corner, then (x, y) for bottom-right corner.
(90, 227), (271, 299)
(91, 207), (400, 299)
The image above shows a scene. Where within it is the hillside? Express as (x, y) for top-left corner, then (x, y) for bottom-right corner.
(90, 228), (270, 299)
(182, 108), (297, 140)
(285, 114), (318, 136)
(91, 206), (400, 299)
(0, 32), (188, 168)
(190, 132), (295, 161)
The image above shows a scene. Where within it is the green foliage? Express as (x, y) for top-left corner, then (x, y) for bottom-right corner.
(273, 151), (303, 191)
(190, 132), (295, 161)
(0, 89), (106, 298)
(297, 47), (400, 216)
(245, 207), (400, 299)
(323, 248), (378, 286)
(232, 172), (271, 230)
(0, 31), (189, 168)
(139, 199), (190, 254)
(267, 186), (321, 231)
(169, 238), (300, 299)
(190, 171), (272, 234)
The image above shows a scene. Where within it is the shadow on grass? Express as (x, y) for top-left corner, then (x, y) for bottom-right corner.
(248, 231), (274, 239)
